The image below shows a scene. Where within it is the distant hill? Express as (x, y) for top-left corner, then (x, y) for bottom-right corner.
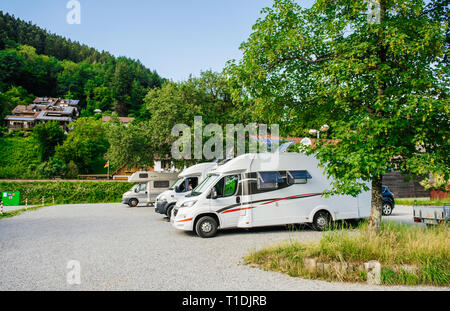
(0, 11), (166, 118)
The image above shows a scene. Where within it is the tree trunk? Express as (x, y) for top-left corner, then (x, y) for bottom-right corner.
(368, 175), (383, 233)
(368, 1), (386, 235)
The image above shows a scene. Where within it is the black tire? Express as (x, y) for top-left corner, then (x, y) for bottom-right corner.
(128, 199), (138, 207)
(195, 216), (218, 238)
(166, 204), (174, 219)
(313, 211), (331, 231)
(382, 202), (393, 216)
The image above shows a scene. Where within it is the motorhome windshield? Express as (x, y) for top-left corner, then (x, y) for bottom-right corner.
(169, 178), (184, 190)
(190, 174), (219, 196)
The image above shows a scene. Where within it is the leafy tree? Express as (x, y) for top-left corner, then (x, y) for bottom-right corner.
(32, 121), (65, 161)
(0, 86), (34, 123)
(106, 120), (157, 169)
(227, 0), (449, 233)
(55, 118), (109, 172)
(0, 49), (24, 91)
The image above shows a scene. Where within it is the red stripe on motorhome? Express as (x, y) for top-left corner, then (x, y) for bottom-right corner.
(221, 193), (322, 214)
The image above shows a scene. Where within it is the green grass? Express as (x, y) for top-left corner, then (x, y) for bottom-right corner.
(245, 222), (449, 286)
(0, 202), (54, 219)
(396, 198), (450, 205)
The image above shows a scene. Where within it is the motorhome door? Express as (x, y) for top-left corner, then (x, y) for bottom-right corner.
(136, 183), (149, 203)
(209, 175), (241, 228)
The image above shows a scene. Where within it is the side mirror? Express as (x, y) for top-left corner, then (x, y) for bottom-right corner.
(174, 185), (181, 193)
(134, 188), (139, 193)
(211, 188), (218, 200)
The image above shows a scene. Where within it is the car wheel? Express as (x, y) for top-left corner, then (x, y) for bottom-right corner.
(195, 216), (218, 238)
(166, 205), (174, 220)
(313, 211), (331, 231)
(128, 199), (138, 207)
(382, 202), (393, 216)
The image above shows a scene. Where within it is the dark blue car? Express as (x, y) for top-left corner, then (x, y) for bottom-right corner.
(382, 185), (395, 216)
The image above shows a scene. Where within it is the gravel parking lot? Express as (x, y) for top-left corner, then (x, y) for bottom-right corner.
(0, 203), (443, 291)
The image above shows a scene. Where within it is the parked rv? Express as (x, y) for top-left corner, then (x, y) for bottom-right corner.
(155, 162), (217, 218)
(122, 171), (179, 207)
(171, 152), (371, 238)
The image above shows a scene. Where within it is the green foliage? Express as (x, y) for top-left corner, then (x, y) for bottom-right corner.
(106, 120), (156, 169)
(110, 70), (259, 168)
(36, 157), (67, 179)
(0, 126), (6, 137)
(0, 85), (34, 122)
(66, 160), (79, 179)
(31, 121), (65, 161)
(0, 181), (132, 205)
(227, 0), (449, 230)
(55, 118), (109, 173)
(0, 136), (41, 178)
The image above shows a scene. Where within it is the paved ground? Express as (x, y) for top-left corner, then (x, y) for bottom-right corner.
(0, 203), (444, 291)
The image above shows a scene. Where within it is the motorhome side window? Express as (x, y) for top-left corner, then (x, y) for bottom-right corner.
(257, 171), (283, 190)
(213, 175), (239, 198)
(154, 180), (170, 188)
(288, 170), (312, 184)
(139, 173), (149, 179)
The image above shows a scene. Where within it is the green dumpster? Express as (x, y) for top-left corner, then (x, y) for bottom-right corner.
(2, 191), (21, 206)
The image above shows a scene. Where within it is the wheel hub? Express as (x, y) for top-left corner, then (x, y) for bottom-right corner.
(201, 222), (212, 233)
(317, 217), (326, 227)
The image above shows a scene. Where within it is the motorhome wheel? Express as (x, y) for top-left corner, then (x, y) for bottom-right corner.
(195, 216), (218, 238)
(313, 211), (331, 231)
(128, 199), (138, 207)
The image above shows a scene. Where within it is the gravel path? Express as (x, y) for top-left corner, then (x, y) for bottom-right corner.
(0, 203), (445, 291)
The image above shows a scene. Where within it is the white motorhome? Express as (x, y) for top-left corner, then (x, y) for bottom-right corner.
(121, 171), (179, 207)
(171, 152), (371, 238)
(155, 162), (217, 218)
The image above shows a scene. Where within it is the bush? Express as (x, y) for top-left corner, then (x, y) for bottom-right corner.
(36, 157), (67, 179)
(0, 181), (132, 205)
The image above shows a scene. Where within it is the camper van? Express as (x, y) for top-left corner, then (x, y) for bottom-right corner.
(121, 171), (179, 207)
(155, 162), (217, 218)
(171, 152), (371, 238)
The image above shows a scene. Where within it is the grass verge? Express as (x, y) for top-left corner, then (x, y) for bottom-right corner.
(0, 203), (54, 219)
(245, 222), (449, 286)
(396, 198), (450, 205)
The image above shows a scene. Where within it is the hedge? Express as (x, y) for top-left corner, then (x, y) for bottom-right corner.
(0, 181), (133, 205)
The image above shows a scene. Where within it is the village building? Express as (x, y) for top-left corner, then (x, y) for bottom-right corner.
(4, 97), (80, 132)
(101, 115), (135, 126)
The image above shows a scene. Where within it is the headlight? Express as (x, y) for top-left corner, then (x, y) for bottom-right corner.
(180, 200), (197, 208)
(157, 196), (167, 202)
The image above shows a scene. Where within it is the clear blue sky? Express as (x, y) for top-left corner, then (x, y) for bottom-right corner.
(1, 0), (315, 81)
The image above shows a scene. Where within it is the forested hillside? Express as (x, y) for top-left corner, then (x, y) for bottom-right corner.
(0, 11), (165, 120)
